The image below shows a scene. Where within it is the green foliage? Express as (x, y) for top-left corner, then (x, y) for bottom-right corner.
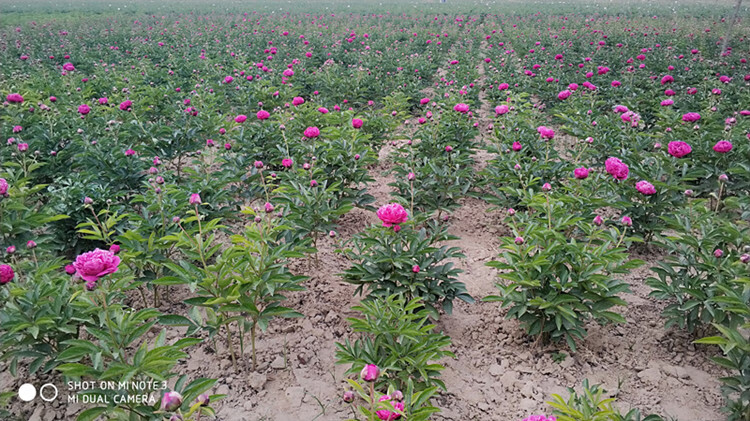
(335, 295), (453, 392)
(340, 220), (473, 316)
(646, 202), (750, 333)
(548, 380), (664, 421)
(485, 192), (641, 350)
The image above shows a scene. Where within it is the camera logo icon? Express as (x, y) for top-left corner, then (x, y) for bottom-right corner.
(18, 383), (58, 402)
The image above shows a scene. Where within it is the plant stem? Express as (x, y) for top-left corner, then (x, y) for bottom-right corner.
(226, 322), (237, 373)
(250, 322), (257, 371)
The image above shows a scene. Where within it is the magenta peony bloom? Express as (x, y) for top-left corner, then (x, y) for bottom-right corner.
(574, 167), (589, 179)
(495, 105), (509, 115)
(667, 141), (691, 158)
(412, 265), (420, 273)
(613, 105), (629, 113)
(189, 193), (201, 205)
(376, 395), (405, 421)
(0, 265), (14, 284)
(282, 158), (293, 168)
(98, 97), (108, 105)
(303, 127), (320, 138)
(522, 416), (557, 421)
(714, 249), (724, 258)
(161, 391), (183, 412)
(119, 100), (132, 111)
(62, 62), (75, 71)
(453, 103), (469, 113)
(360, 364), (380, 382)
(351, 118), (363, 129)
(557, 90), (571, 100)
(317, 107), (329, 114)
(605, 157), (629, 181)
(512, 142), (522, 152)
(636, 180), (656, 195)
(256, 110), (270, 120)
(78, 104), (91, 115)
(292, 96), (305, 106)
(376, 203), (408, 228)
(0, 178), (8, 195)
(420, 97), (430, 105)
(6, 93), (24, 103)
(235, 114), (247, 123)
(661, 99), (674, 106)
(593, 215), (603, 226)
(537, 126), (555, 140)
(72, 249), (121, 283)
(65, 264), (76, 275)
(713, 140), (733, 153)
(621, 216), (633, 226)
(682, 112), (701, 122)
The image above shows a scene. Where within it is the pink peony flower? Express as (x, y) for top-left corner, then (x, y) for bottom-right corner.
(72, 249), (121, 283)
(376, 203), (408, 228)
(512, 142), (522, 152)
(557, 90), (571, 100)
(713, 140), (732, 153)
(453, 103), (469, 113)
(605, 157), (629, 181)
(360, 364), (380, 382)
(282, 158), (293, 168)
(303, 127), (320, 139)
(292, 96), (305, 106)
(78, 104), (90, 115)
(352, 118), (363, 129)
(0, 264), (14, 284)
(318, 107), (329, 114)
(119, 100), (132, 111)
(636, 180), (656, 195)
(412, 265), (420, 273)
(235, 114), (247, 123)
(189, 193), (201, 205)
(682, 112), (701, 122)
(125, 149), (136, 156)
(420, 97), (430, 105)
(6, 93), (24, 103)
(537, 126), (555, 140)
(667, 141), (691, 158)
(256, 110), (270, 120)
(574, 167), (589, 179)
(593, 215), (603, 226)
(376, 395), (405, 421)
(522, 416), (556, 421)
(65, 264), (76, 275)
(0, 178), (8, 195)
(62, 62), (75, 71)
(714, 249), (724, 258)
(495, 105), (509, 115)
(621, 216), (633, 226)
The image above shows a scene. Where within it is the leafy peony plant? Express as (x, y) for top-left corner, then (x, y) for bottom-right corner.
(485, 191), (642, 351)
(339, 205), (473, 316)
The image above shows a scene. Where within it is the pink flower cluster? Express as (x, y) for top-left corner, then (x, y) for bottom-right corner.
(72, 248), (121, 289)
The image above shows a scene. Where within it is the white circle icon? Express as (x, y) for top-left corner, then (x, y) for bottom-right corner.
(40, 384), (58, 402)
(18, 384), (36, 402)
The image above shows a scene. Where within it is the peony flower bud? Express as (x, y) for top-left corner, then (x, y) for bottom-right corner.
(172, 216), (180, 224)
(329, 231), (336, 238)
(265, 202), (274, 213)
(621, 216), (633, 227)
(84, 197), (94, 205)
(189, 193), (201, 205)
(360, 364), (380, 382)
(719, 174), (729, 182)
(161, 391), (183, 412)
(407, 172), (415, 181)
(392, 390), (404, 401)
(26, 240), (37, 249)
(0, 264), (15, 284)
(593, 215), (603, 226)
(343, 390), (355, 403)
(254, 161), (264, 169)
(740, 254), (750, 264)
(109, 244), (120, 254)
(445, 145), (453, 152)
(196, 394), (210, 407)
(310, 180), (318, 187)
(412, 265), (420, 273)
(714, 249), (724, 258)
(514, 236), (525, 245)
(6, 246), (15, 254)
(542, 183), (552, 192)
